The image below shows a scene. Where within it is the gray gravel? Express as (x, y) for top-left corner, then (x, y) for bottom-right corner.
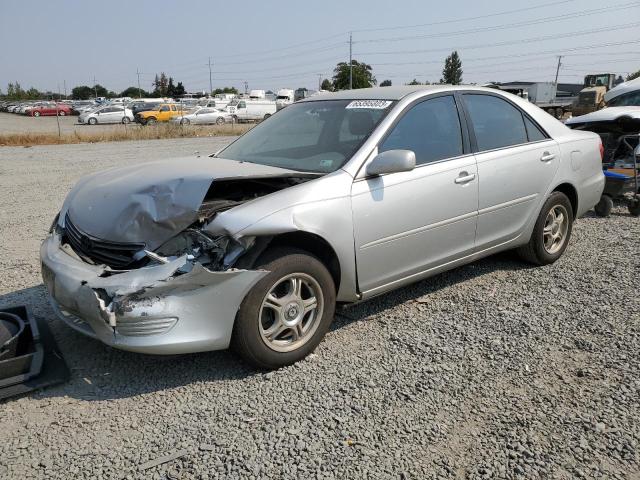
(0, 138), (638, 479)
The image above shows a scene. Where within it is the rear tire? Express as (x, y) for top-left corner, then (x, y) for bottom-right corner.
(180, 118), (190, 125)
(215, 116), (225, 125)
(58, 110), (66, 116)
(629, 199), (640, 217)
(232, 247), (336, 370)
(517, 191), (574, 265)
(263, 113), (271, 120)
(33, 111), (40, 117)
(122, 116), (130, 124)
(594, 195), (613, 217)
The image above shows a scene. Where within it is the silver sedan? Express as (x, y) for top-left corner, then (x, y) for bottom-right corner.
(41, 86), (604, 369)
(173, 107), (232, 125)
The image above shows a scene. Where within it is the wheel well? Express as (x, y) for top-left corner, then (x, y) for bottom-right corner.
(553, 183), (578, 217)
(257, 232), (341, 291)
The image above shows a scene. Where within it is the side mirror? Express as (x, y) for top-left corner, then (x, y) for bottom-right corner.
(366, 149), (416, 177)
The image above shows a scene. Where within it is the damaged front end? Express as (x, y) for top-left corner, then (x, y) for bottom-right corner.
(42, 160), (318, 354)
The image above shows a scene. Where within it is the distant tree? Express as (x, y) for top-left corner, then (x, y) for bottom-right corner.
(407, 78), (422, 85)
(25, 87), (41, 100)
(71, 85), (93, 100)
(627, 69), (640, 81)
(94, 84), (109, 98)
(380, 79), (392, 87)
(212, 87), (239, 95)
(332, 60), (376, 90)
(166, 77), (176, 97)
(152, 72), (169, 96)
(174, 81), (186, 96)
(320, 78), (333, 91)
(440, 51), (463, 85)
(121, 86), (149, 98)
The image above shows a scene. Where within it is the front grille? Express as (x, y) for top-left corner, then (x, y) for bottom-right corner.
(63, 213), (145, 269)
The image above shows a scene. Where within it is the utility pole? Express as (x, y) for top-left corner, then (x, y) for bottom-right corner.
(349, 32), (353, 90)
(318, 74), (323, 90)
(136, 69), (142, 98)
(93, 76), (98, 99)
(553, 55), (563, 96)
(63, 80), (67, 99)
(55, 84), (61, 138)
(208, 57), (213, 95)
(244, 81), (248, 94)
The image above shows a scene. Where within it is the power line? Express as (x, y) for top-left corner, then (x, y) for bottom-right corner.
(357, 23), (640, 56)
(351, 0), (579, 33)
(355, 1), (640, 44)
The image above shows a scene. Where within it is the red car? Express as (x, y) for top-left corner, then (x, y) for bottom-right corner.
(29, 103), (72, 117)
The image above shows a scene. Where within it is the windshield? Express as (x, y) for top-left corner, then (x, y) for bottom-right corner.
(217, 99), (394, 173)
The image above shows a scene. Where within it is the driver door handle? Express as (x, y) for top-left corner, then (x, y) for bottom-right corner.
(540, 152), (556, 162)
(455, 172), (476, 184)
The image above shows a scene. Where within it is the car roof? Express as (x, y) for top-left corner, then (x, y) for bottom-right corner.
(300, 84), (496, 101)
(565, 106), (640, 125)
(604, 77), (640, 102)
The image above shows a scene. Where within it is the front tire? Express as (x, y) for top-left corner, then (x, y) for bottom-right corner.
(58, 110), (66, 116)
(146, 117), (157, 125)
(122, 116), (130, 124)
(33, 111), (40, 117)
(215, 116), (225, 125)
(232, 248), (336, 369)
(88, 117), (97, 125)
(517, 191), (574, 265)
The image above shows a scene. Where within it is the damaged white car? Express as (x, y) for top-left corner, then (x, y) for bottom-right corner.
(41, 86), (604, 368)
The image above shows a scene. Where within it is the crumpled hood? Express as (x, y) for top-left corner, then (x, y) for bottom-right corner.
(60, 156), (298, 250)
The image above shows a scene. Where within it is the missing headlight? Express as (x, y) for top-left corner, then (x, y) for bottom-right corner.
(155, 229), (230, 270)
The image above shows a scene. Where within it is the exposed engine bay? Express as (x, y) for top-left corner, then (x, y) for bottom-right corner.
(59, 173), (318, 274)
(569, 115), (640, 166)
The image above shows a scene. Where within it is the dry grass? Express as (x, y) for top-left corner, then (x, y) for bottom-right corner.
(0, 122), (253, 147)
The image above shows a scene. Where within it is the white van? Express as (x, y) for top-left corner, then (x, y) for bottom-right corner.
(275, 89), (295, 110)
(225, 99), (276, 121)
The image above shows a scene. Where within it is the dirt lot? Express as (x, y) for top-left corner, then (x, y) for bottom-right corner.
(0, 111), (134, 135)
(0, 138), (638, 479)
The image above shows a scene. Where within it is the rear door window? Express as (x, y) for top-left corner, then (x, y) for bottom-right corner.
(523, 116), (547, 142)
(463, 94), (528, 151)
(380, 95), (464, 165)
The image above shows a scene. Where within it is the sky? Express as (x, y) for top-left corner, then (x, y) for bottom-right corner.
(0, 0), (639, 95)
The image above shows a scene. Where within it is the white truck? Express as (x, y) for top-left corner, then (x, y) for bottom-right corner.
(200, 93), (237, 110)
(275, 89), (295, 110)
(225, 98), (276, 122)
(488, 82), (576, 119)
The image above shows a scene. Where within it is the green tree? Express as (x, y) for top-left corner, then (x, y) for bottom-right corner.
(320, 78), (333, 91)
(212, 87), (239, 95)
(94, 84), (109, 98)
(407, 78), (422, 85)
(25, 87), (41, 100)
(152, 73), (169, 96)
(332, 60), (376, 90)
(440, 51), (463, 85)
(121, 86), (149, 98)
(166, 77), (176, 97)
(72, 85), (93, 100)
(627, 69), (640, 81)
(174, 81), (186, 96)
(380, 79), (392, 87)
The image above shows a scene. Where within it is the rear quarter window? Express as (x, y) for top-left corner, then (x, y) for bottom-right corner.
(464, 94), (528, 151)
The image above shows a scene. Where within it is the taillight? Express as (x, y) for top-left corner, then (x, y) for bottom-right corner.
(598, 140), (604, 161)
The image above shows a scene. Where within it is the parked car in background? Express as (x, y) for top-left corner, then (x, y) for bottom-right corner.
(78, 105), (134, 125)
(41, 85), (604, 369)
(605, 77), (640, 107)
(136, 103), (185, 125)
(172, 107), (232, 125)
(29, 103), (72, 117)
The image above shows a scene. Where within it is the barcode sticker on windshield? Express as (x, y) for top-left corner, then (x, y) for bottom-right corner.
(345, 100), (392, 109)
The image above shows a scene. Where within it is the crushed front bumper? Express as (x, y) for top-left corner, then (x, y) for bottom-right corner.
(40, 233), (267, 354)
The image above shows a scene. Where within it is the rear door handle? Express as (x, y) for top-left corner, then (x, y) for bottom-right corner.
(540, 152), (556, 162)
(454, 172), (476, 184)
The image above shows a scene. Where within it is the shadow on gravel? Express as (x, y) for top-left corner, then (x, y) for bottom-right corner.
(334, 250), (533, 329)
(0, 250), (531, 402)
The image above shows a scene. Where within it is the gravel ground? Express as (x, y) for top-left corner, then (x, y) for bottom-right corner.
(0, 138), (638, 479)
(0, 111), (141, 135)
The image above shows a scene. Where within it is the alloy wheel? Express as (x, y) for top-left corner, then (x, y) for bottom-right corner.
(543, 204), (569, 254)
(259, 273), (324, 353)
